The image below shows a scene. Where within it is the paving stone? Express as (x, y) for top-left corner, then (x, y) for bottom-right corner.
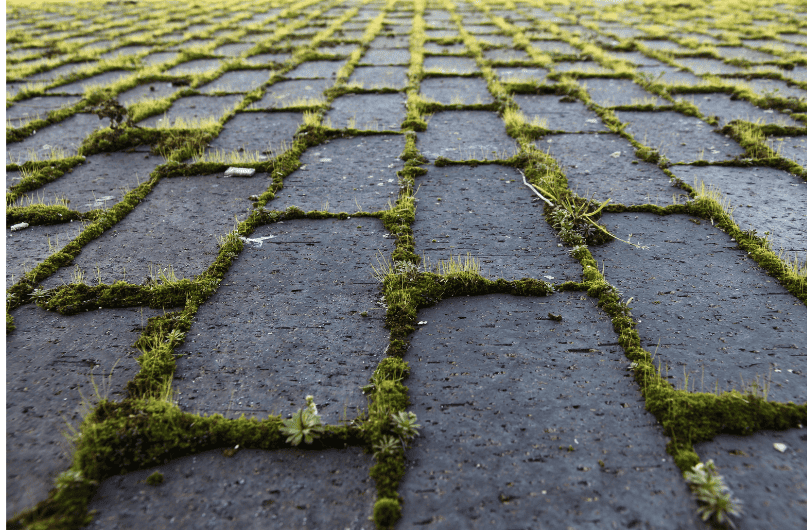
(719, 77), (807, 100)
(637, 39), (687, 53)
(40, 173), (268, 289)
(7, 170), (23, 191)
(270, 135), (403, 213)
(413, 164), (579, 281)
(369, 35), (409, 48)
(25, 61), (95, 83)
(163, 58), (223, 76)
(483, 48), (530, 62)
(531, 40), (579, 55)
(713, 46), (780, 62)
(420, 111), (519, 161)
(6, 305), (161, 520)
(423, 56), (479, 74)
(780, 33), (807, 45)
(675, 93), (798, 126)
(420, 76), (493, 105)
(285, 60), (345, 79)
(86, 448), (376, 529)
(615, 111), (745, 163)
(14, 152), (162, 215)
(668, 165), (807, 254)
(399, 293), (704, 529)
(552, 61), (613, 74)
(424, 42), (468, 54)
(582, 78), (659, 107)
(601, 26), (646, 39)
(45, 69), (133, 94)
(173, 218), (392, 422)
(242, 54), (289, 67)
(333, 29), (365, 40)
(6, 223), (84, 288)
(198, 70), (272, 94)
(206, 112), (302, 157)
(463, 24), (498, 34)
(212, 42), (254, 57)
(694, 429), (807, 529)
(6, 95), (82, 127)
(675, 57), (747, 75)
(118, 81), (182, 107)
(6, 113), (111, 164)
(140, 51), (179, 67)
(254, 79), (332, 108)
(426, 29), (459, 38)
(590, 213), (807, 403)
(137, 95), (242, 128)
(325, 93), (406, 130)
(536, 133), (682, 205)
(474, 34), (512, 46)
(765, 136), (807, 169)
(495, 66), (551, 83)
(359, 48), (410, 65)
(98, 45), (151, 60)
(514, 94), (604, 133)
(348, 66), (408, 89)
(634, 64), (703, 85)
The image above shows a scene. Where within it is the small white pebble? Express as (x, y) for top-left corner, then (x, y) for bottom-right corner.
(418, 321), (427, 325)
(773, 443), (787, 453)
(10, 222), (29, 231)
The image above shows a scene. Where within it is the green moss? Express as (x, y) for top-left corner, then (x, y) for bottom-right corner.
(145, 471), (164, 486)
(7, 205), (88, 226)
(373, 498), (402, 529)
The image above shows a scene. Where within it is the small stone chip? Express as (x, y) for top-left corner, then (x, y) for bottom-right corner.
(224, 167), (256, 176)
(773, 443), (787, 453)
(10, 222), (29, 231)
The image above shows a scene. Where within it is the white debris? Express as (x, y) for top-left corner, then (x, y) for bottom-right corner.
(418, 321), (427, 325)
(610, 151), (621, 158)
(586, 118), (599, 123)
(238, 235), (276, 247)
(10, 222), (29, 231)
(224, 167), (256, 177)
(773, 443), (787, 453)
(319, 158), (332, 162)
(544, 275), (555, 280)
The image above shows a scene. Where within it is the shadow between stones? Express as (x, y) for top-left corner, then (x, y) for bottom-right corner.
(590, 213), (807, 404)
(86, 448), (376, 529)
(172, 217), (393, 423)
(398, 293), (704, 529)
(269, 134), (404, 213)
(413, 164), (579, 282)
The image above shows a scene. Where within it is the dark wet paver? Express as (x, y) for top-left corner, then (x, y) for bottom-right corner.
(420, 111), (518, 161)
(424, 42), (467, 54)
(552, 61), (613, 75)
(6, 305), (160, 519)
(173, 218), (393, 423)
(244, 52), (291, 66)
(360, 48), (410, 65)
(399, 293), (704, 529)
(615, 111), (746, 163)
(694, 429), (807, 529)
(254, 79), (332, 108)
(270, 135), (404, 213)
(325, 93), (406, 131)
(348, 66), (408, 89)
(413, 164), (579, 281)
(6, 95), (82, 127)
(420, 76), (493, 105)
(590, 213), (807, 403)
(635, 64), (702, 85)
(14, 152), (162, 213)
(40, 174), (268, 289)
(118, 81), (181, 107)
(87, 448), (376, 529)
(6, 114), (111, 164)
(531, 40), (579, 55)
(369, 35), (409, 48)
(668, 165), (807, 254)
(483, 48), (530, 62)
(675, 57), (746, 76)
(198, 69), (272, 94)
(206, 112), (302, 157)
(137, 95), (242, 127)
(583, 78), (663, 107)
(423, 56), (479, 74)
(317, 44), (360, 56)
(536, 134), (679, 205)
(140, 51), (179, 67)
(285, 60), (345, 79)
(515, 94), (606, 132)
(25, 61), (94, 83)
(676, 93), (798, 126)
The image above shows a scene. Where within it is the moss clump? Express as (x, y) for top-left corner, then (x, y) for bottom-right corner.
(145, 471), (164, 486)
(373, 498), (402, 529)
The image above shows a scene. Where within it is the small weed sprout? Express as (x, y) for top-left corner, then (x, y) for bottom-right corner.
(280, 395), (324, 446)
(684, 459), (743, 528)
(372, 434), (401, 458)
(391, 411), (420, 445)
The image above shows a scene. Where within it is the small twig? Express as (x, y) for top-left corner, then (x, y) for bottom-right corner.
(517, 169), (553, 206)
